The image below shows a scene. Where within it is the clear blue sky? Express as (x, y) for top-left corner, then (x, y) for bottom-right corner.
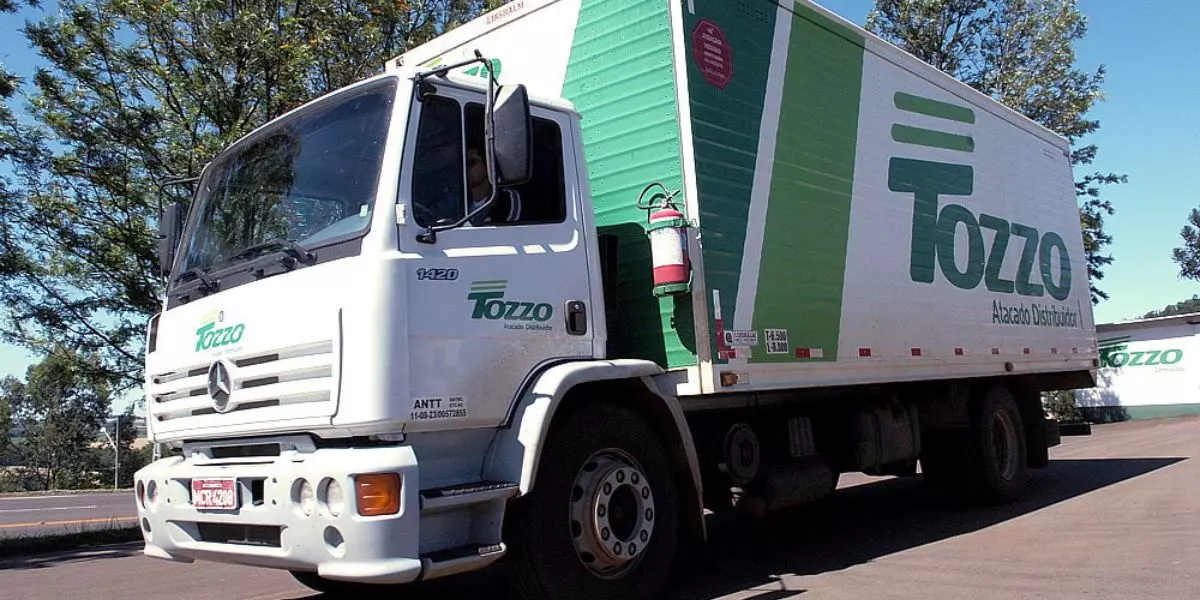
(0, 1), (1197, 391)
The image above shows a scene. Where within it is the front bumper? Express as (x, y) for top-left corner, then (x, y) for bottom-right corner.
(133, 438), (423, 584)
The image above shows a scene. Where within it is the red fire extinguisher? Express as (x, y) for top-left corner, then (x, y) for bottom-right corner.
(639, 183), (691, 297)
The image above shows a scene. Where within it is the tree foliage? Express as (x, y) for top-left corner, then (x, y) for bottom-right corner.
(1170, 209), (1200, 282)
(0, 0), (503, 392)
(1, 349), (112, 490)
(1142, 294), (1200, 320)
(867, 0), (1125, 304)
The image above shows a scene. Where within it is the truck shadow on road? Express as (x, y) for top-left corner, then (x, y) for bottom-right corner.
(296, 456), (1182, 600)
(667, 457), (1186, 598)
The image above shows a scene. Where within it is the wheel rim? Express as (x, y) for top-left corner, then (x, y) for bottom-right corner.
(991, 409), (1019, 481)
(568, 449), (655, 579)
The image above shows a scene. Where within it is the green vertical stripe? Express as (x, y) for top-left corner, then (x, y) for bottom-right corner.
(750, 3), (866, 363)
(894, 92), (976, 123)
(686, 0), (780, 363)
(891, 124), (975, 152)
(562, 0), (695, 368)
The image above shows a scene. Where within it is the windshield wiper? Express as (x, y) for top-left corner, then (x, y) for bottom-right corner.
(227, 238), (316, 267)
(173, 266), (219, 295)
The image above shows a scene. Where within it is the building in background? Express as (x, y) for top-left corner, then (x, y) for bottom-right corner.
(1076, 312), (1200, 421)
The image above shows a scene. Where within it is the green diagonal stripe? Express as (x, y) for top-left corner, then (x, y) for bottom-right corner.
(894, 92), (975, 123)
(749, 2), (865, 364)
(892, 124), (975, 152)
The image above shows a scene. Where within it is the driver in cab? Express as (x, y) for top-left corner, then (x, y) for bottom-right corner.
(467, 137), (522, 226)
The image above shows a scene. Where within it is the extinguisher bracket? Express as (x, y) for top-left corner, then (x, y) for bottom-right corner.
(653, 279), (692, 298)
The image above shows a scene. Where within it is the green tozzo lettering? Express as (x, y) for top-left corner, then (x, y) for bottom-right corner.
(1100, 348), (1185, 368)
(504, 301), (521, 319)
(195, 322), (245, 351)
(889, 157), (1072, 300)
(468, 288), (553, 324)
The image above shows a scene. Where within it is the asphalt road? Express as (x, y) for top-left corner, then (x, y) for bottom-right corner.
(0, 492), (137, 539)
(2, 415), (1198, 599)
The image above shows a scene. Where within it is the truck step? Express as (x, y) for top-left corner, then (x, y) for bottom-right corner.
(420, 542), (507, 581)
(419, 481), (519, 513)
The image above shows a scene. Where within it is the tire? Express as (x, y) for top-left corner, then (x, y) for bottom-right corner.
(969, 386), (1028, 503)
(921, 386), (1028, 504)
(504, 401), (681, 600)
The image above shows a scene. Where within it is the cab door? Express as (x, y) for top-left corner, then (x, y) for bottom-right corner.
(396, 85), (595, 431)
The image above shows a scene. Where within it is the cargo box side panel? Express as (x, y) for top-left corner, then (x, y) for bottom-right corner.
(564, 0), (697, 368)
(835, 41), (1097, 373)
(683, 0), (1096, 392)
(680, 0), (784, 367)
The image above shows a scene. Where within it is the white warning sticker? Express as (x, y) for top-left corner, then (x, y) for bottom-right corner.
(764, 329), (790, 354)
(410, 396), (469, 421)
(723, 330), (759, 348)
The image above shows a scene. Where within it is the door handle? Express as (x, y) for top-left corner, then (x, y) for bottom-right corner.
(565, 300), (587, 336)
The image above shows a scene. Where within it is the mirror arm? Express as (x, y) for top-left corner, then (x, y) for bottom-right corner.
(156, 176), (200, 220)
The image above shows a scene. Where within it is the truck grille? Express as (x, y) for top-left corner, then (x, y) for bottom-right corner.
(149, 340), (335, 423)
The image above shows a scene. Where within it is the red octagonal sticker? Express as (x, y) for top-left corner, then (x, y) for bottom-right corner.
(693, 19), (733, 89)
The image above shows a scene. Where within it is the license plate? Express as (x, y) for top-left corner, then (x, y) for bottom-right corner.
(192, 478), (239, 511)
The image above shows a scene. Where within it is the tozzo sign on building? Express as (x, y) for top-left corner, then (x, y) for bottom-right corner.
(1075, 312), (1200, 422)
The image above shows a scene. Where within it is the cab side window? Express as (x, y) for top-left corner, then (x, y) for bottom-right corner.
(464, 103), (567, 226)
(410, 95), (465, 227)
(408, 94), (568, 229)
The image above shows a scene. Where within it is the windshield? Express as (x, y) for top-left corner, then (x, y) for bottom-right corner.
(177, 78), (397, 276)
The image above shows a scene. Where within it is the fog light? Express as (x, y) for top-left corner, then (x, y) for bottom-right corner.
(146, 480), (158, 507)
(324, 478), (345, 517)
(298, 479), (316, 516)
(137, 481), (146, 509)
(355, 473), (401, 516)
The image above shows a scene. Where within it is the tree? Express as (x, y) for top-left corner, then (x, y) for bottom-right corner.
(1170, 208), (1200, 282)
(1142, 294), (1200, 320)
(0, 389), (11, 456)
(0, 0), (504, 393)
(2, 349), (112, 490)
(867, 0), (1125, 304)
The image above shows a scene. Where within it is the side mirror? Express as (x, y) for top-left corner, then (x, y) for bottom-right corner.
(491, 84), (533, 187)
(157, 202), (185, 278)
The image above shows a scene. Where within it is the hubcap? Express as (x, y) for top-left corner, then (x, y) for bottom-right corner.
(991, 409), (1019, 480)
(569, 449), (655, 578)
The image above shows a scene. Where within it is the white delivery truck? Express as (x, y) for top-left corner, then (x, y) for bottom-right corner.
(134, 0), (1099, 598)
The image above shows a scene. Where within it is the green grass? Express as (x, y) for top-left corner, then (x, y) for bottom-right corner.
(0, 519), (142, 558)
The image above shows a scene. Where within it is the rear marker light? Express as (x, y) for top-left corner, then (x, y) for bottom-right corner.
(356, 473), (401, 516)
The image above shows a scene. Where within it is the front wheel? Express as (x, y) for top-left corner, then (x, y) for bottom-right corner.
(504, 402), (681, 600)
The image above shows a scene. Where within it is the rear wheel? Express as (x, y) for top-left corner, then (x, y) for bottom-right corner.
(505, 401), (681, 600)
(921, 385), (1028, 504)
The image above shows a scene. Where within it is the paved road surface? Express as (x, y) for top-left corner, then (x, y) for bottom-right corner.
(0, 492), (137, 539)
(2, 416), (1197, 599)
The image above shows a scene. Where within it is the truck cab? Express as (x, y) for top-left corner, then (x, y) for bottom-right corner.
(139, 59), (676, 594)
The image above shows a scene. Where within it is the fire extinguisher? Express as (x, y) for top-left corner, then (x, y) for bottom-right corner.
(638, 182), (692, 297)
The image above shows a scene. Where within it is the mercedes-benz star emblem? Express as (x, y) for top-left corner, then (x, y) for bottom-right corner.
(207, 361), (233, 413)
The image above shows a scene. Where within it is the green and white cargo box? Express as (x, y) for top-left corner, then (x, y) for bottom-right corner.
(389, 0), (1099, 396)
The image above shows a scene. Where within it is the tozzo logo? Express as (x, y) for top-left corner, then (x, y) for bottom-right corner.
(888, 92), (1072, 301)
(195, 310), (245, 352)
(468, 280), (553, 323)
(1099, 337), (1184, 368)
